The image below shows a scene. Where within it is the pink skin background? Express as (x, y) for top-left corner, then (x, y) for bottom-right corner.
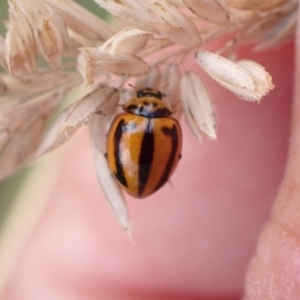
(2, 39), (296, 299)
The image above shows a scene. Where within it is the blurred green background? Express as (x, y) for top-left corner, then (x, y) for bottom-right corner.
(0, 0), (108, 228)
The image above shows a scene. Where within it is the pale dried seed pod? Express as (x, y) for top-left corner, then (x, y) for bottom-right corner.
(47, 0), (115, 41)
(78, 47), (150, 80)
(94, 0), (156, 33)
(77, 52), (96, 85)
(110, 28), (153, 55)
(151, 2), (187, 28)
(30, 1), (79, 65)
(95, 0), (202, 46)
(181, 71), (217, 140)
(0, 72), (77, 99)
(17, 1), (66, 68)
(226, 0), (287, 11)
(6, 0), (62, 72)
(45, 8), (79, 56)
(90, 114), (131, 238)
(0, 88), (63, 179)
(183, 0), (229, 24)
(5, 0), (115, 75)
(5, 9), (37, 75)
(0, 74), (78, 150)
(195, 50), (274, 102)
(99, 90), (122, 120)
(150, 1), (202, 46)
(138, 38), (171, 57)
(227, 6), (258, 24)
(36, 85), (119, 157)
(236, 60), (275, 96)
(67, 29), (95, 48)
(215, 0), (231, 12)
(34, 12), (64, 70)
(0, 90), (61, 145)
(97, 53), (149, 77)
(118, 0), (150, 14)
(160, 63), (181, 110)
(61, 86), (119, 131)
(34, 106), (79, 158)
(101, 27), (153, 55)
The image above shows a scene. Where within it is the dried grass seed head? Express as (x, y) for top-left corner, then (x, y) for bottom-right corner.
(0, 0), (297, 234)
(4, 0), (116, 74)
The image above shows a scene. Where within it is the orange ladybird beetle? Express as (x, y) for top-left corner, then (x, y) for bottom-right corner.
(106, 87), (182, 198)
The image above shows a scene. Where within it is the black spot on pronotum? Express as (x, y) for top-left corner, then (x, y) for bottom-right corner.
(114, 119), (128, 187)
(155, 124), (179, 191)
(154, 108), (171, 118)
(138, 119), (154, 196)
(126, 104), (138, 112)
(143, 101), (150, 106)
(142, 108), (172, 118)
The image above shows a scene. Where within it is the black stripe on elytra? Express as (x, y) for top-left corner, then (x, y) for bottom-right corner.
(114, 119), (128, 187)
(155, 124), (179, 191)
(138, 119), (154, 196)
